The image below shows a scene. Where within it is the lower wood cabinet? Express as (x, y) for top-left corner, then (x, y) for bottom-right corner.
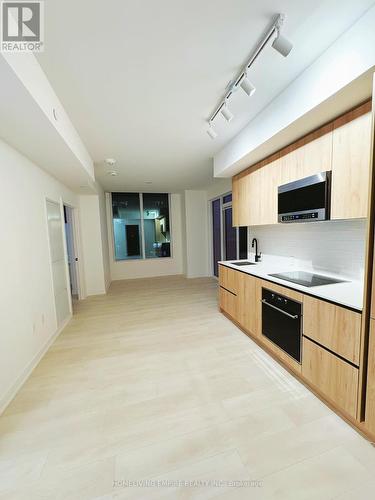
(237, 272), (260, 337)
(303, 295), (361, 365)
(219, 286), (237, 320)
(365, 319), (375, 435)
(302, 337), (359, 419)
(218, 267), (363, 425)
(219, 265), (238, 295)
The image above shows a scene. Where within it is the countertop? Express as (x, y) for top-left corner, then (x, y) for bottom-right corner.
(218, 257), (364, 311)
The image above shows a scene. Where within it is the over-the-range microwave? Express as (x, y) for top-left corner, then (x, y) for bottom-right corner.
(278, 171), (331, 223)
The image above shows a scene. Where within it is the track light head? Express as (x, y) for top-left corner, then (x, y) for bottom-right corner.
(239, 75), (256, 96)
(207, 124), (217, 139)
(220, 104), (234, 122)
(272, 31), (293, 57)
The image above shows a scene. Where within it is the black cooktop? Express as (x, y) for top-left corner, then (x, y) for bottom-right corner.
(268, 271), (347, 288)
(230, 261), (256, 266)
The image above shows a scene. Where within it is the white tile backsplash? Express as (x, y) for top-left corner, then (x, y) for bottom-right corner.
(248, 219), (366, 280)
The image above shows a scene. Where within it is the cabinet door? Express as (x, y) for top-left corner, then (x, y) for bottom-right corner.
(365, 319), (375, 435)
(279, 130), (333, 186)
(331, 111), (372, 220)
(237, 272), (261, 336)
(302, 337), (359, 418)
(251, 159), (281, 226)
(303, 296), (361, 365)
(218, 265), (238, 295)
(232, 173), (251, 227)
(219, 287), (238, 320)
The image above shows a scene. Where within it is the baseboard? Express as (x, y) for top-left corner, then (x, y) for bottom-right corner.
(0, 314), (72, 416)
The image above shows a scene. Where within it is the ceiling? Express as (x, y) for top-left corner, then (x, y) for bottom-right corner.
(36, 0), (375, 192)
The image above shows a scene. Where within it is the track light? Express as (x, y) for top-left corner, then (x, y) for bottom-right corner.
(272, 31), (293, 57)
(239, 74), (256, 96)
(220, 104), (233, 122)
(207, 13), (292, 138)
(207, 124), (217, 139)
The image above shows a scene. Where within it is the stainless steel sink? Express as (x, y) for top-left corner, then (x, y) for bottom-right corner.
(230, 261), (256, 266)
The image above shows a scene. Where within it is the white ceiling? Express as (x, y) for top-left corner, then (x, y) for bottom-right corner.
(36, 0), (375, 192)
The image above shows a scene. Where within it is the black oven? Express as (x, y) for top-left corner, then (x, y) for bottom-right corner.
(261, 288), (302, 363)
(278, 171), (331, 223)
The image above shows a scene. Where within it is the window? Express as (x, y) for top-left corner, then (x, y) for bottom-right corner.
(112, 193), (171, 261)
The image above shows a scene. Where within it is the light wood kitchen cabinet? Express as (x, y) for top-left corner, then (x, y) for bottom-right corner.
(219, 286), (238, 320)
(302, 337), (359, 418)
(232, 159), (281, 227)
(232, 172), (251, 227)
(279, 127), (333, 186)
(331, 110), (372, 220)
(365, 319), (375, 435)
(218, 265), (238, 295)
(232, 102), (372, 226)
(303, 296), (361, 365)
(237, 272), (261, 336)
(253, 159), (281, 226)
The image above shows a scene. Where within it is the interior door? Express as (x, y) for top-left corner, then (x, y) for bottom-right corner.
(46, 200), (71, 327)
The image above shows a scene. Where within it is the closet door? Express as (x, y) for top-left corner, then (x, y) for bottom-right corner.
(46, 200), (71, 327)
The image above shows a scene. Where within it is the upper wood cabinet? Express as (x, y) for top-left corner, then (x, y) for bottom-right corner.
(331, 110), (372, 220)
(233, 159), (281, 227)
(279, 127), (333, 186)
(232, 103), (372, 227)
(232, 172), (251, 227)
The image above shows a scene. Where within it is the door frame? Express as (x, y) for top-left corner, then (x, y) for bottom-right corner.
(63, 203), (84, 301)
(208, 192), (241, 278)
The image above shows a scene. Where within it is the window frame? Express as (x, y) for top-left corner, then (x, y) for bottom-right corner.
(110, 192), (173, 262)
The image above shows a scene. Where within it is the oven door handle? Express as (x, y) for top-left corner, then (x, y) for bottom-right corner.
(261, 299), (299, 320)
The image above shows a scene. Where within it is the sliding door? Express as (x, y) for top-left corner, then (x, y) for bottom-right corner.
(211, 193), (248, 277)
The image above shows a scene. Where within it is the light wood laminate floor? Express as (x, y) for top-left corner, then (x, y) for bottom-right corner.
(1, 276), (375, 499)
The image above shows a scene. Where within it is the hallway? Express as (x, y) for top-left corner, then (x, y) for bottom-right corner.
(1, 276), (375, 499)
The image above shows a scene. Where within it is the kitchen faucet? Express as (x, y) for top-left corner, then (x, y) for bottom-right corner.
(252, 238), (262, 262)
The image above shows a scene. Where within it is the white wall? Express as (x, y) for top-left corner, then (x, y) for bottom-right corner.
(3, 52), (94, 180)
(97, 186), (111, 291)
(249, 220), (366, 280)
(214, 5), (375, 178)
(79, 195), (108, 295)
(206, 178), (232, 201)
(0, 138), (78, 413)
(184, 190), (209, 278)
(108, 193), (184, 280)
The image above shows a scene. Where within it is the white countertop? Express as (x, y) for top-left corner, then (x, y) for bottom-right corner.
(219, 257), (364, 311)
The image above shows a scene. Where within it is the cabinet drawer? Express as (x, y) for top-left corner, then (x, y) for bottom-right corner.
(302, 337), (358, 418)
(219, 287), (238, 319)
(218, 265), (238, 295)
(303, 295), (361, 365)
(365, 319), (375, 434)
